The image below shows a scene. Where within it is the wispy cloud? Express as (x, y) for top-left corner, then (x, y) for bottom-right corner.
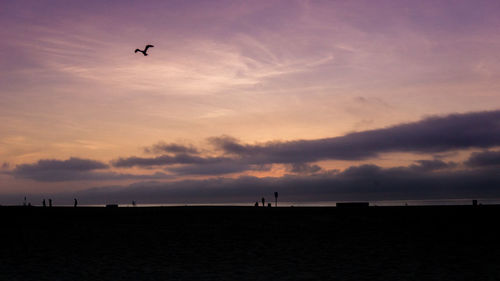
(144, 142), (199, 155)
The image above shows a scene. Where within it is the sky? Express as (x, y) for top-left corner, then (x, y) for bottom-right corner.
(1, 0), (500, 205)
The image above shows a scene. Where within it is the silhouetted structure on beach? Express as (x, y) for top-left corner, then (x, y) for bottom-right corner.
(473, 200), (478, 206)
(74, 198), (78, 208)
(42, 199), (46, 207)
(106, 204), (118, 208)
(254, 201), (259, 207)
(49, 199), (52, 207)
(132, 200), (136, 207)
(23, 196), (27, 207)
(274, 192), (278, 207)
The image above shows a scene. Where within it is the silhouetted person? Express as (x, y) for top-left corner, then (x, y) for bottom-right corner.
(74, 198), (78, 208)
(42, 199), (46, 207)
(49, 199), (52, 207)
(267, 203), (272, 208)
(261, 197), (265, 207)
(254, 201), (259, 207)
(135, 44), (154, 56)
(23, 196), (27, 207)
(274, 192), (278, 207)
(132, 200), (136, 207)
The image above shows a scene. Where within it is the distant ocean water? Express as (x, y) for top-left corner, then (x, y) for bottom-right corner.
(74, 198), (500, 207)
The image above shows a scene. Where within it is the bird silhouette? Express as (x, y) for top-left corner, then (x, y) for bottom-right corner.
(135, 44), (154, 56)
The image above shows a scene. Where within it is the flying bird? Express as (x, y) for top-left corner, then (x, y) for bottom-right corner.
(135, 44), (154, 56)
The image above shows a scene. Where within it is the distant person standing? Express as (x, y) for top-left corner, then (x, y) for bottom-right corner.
(274, 192), (278, 207)
(49, 199), (52, 207)
(23, 196), (27, 207)
(261, 197), (265, 207)
(74, 198), (78, 208)
(42, 199), (46, 207)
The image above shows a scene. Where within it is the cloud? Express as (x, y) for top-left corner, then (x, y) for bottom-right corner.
(168, 163), (271, 176)
(112, 154), (233, 168)
(73, 162), (500, 204)
(465, 150), (500, 167)
(287, 163), (322, 175)
(144, 142), (199, 155)
(14, 157), (108, 172)
(12, 157), (108, 181)
(10, 157), (172, 182)
(409, 160), (457, 172)
(110, 110), (500, 175)
(209, 110), (500, 163)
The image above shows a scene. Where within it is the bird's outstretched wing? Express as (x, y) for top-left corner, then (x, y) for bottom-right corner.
(144, 45), (154, 52)
(134, 49), (140, 53)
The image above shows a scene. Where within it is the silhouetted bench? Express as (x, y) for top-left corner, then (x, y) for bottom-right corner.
(106, 204), (119, 208)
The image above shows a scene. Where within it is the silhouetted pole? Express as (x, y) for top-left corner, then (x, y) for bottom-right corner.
(274, 192), (278, 207)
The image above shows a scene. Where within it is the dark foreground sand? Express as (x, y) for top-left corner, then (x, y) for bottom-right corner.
(1, 205), (499, 280)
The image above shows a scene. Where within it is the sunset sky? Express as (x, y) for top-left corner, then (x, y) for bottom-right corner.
(1, 0), (500, 204)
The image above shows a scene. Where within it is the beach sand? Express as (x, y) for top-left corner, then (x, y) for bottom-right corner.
(1, 205), (499, 280)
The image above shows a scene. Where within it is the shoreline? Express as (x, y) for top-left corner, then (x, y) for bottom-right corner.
(2, 204), (499, 280)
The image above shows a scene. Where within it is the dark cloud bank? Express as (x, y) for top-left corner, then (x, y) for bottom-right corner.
(10, 157), (171, 182)
(112, 110), (500, 175)
(209, 110), (500, 162)
(5, 110), (500, 204)
(74, 161), (500, 204)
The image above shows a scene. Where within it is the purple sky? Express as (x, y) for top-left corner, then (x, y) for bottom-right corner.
(1, 0), (500, 204)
